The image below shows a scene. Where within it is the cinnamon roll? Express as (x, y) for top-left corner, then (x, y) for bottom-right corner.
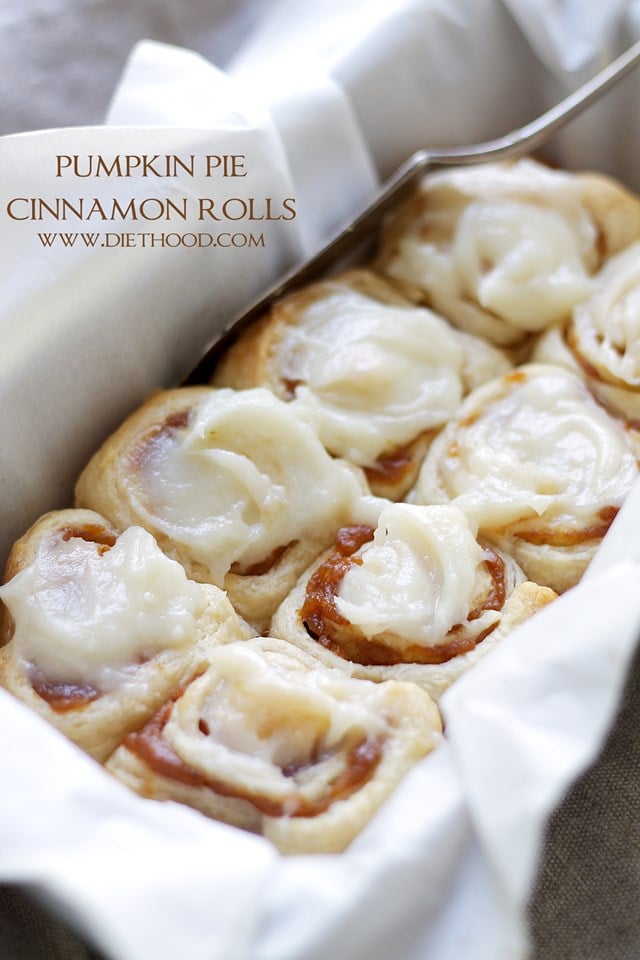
(377, 158), (640, 347)
(0, 509), (244, 761)
(271, 503), (555, 700)
(212, 269), (510, 499)
(413, 364), (639, 592)
(75, 387), (371, 631)
(106, 636), (442, 853)
(534, 241), (640, 432)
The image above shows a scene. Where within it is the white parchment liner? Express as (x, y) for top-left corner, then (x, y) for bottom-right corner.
(2, 2), (640, 958)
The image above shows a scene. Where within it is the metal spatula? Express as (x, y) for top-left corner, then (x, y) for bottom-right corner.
(185, 38), (640, 384)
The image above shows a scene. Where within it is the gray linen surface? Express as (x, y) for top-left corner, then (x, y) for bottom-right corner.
(0, 0), (270, 137)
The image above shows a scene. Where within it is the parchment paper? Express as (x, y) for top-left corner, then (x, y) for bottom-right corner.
(2, 2), (640, 958)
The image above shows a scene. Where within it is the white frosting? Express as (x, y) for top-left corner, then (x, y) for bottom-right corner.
(457, 329), (512, 391)
(276, 287), (464, 465)
(0, 527), (204, 689)
(387, 160), (596, 334)
(573, 241), (640, 385)
(141, 388), (366, 583)
(163, 642), (387, 796)
(417, 365), (638, 530)
(335, 504), (484, 646)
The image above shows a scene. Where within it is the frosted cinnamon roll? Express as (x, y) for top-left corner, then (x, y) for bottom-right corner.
(106, 636), (442, 853)
(0, 509), (243, 761)
(75, 387), (372, 632)
(534, 241), (640, 432)
(377, 159), (640, 347)
(413, 365), (639, 592)
(212, 270), (510, 499)
(271, 503), (555, 700)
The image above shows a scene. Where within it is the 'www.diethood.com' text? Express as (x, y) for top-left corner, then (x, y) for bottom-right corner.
(36, 231), (267, 249)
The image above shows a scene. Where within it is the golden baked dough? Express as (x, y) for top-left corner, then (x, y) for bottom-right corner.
(534, 240), (640, 436)
(106, 636), (442, 854)
(271, 502), (556, 700)
(75, 386), (371, 632)
(0, 509), (244, 761)
(412, 364), (638, 592)
(377, 158), (640, 347)
(213, 269), (510, 499)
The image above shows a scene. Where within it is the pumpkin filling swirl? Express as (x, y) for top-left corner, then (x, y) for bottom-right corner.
(300, 506), (506, 667)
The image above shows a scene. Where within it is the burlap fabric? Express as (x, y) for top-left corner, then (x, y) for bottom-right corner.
(0, 887), (98, 960)
(528, 641), (640, 960)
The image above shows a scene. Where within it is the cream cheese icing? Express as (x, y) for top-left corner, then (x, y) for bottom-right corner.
(571, 241), (640, 386)
(335, 504), (484, 646)
(275, 288), (465, 465)
(0, 526), (204, 690)
(385, 159), (597, 339)
(415, 365), (638, 530)
(139, 388), (368, 583)
(163, 642), (388, 794)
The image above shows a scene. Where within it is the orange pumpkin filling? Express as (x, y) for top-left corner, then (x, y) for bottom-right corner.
(31, 522), (118, 710)
(125, 685), (383, 819)
(301, 526), (506, 666)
